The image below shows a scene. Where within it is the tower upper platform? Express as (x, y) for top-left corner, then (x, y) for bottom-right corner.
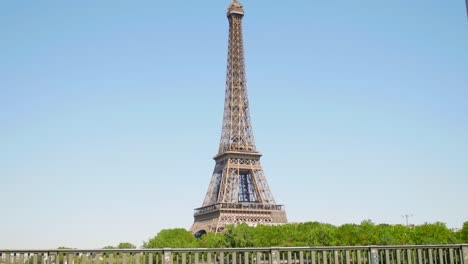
(227, 0), (244, 16)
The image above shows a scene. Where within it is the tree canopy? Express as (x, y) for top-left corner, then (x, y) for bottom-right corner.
(144, 228), (198, 248)
(143, 221), (467, 248)
(102, 242), (136, 249)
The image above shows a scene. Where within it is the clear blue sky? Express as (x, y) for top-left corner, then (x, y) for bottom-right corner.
(1, 0), (467, 249)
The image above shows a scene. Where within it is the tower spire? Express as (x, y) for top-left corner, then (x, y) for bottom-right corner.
(191, 0), (287, 237)
(220, 0), (251, 154)
(227, 0), (244, 16)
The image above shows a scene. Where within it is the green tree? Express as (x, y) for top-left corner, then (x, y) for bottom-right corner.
(102, 243), (136, 249)
(139, 220), (462, 249)
(458, 221), (468, 243)
(144, 229), (198, 248)
(223, 224), (256, 247)
(410, 222), (459, 244)
(118, 242), (136, 249)
(356, 220), (379, 245)
(197, 233), (229, 248)
(336, 224), (359, 246)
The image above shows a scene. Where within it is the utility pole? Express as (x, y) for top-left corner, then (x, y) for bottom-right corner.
(402, 214), (413, 227)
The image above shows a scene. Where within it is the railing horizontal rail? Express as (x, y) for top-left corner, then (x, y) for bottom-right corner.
(1, 245), (466, 253)
(1, 244), (467, 264)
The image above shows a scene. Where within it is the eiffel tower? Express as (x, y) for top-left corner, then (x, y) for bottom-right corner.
(191, 0), (287, 236)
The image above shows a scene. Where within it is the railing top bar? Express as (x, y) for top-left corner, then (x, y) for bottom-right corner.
(368, 244), (467, 250)
(0, 249), (164, 254)
(1, 244), (467, 254)
(172, 246), (372, 252)
(262, 244), (466, 251)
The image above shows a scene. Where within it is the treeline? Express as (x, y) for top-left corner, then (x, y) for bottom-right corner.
(102, 242), (137, 249)
(144, 221), (468, 248)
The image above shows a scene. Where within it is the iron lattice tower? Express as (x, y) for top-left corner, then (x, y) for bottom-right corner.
(191, 0), (287, 236)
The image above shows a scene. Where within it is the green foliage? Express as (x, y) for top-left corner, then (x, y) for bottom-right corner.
(144, 228), (198, 248)
(143, 221), (465, 248)
(410, 222), (459, 245)
(223, 224), (257, 247)
(198, 232), (229, 248)
(460, 221), (468, 243)
(102, 246), (117, 249)
(118, 242), (137, 249)
(102, 242), (136, 249)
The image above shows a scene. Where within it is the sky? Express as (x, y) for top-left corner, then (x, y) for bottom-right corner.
(1, 0), (467, 249)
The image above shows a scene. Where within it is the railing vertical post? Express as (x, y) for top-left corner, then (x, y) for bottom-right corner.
(385, 250), (390, 264)
(437, 249), (443, 264)
(163, 250), (172, 264)
(271, 250), (280, 264)
(417, 249), (422, 264)
(370, 247), (379, 264)
(406, 249), (412, 264)
(462, 245), (468, 264)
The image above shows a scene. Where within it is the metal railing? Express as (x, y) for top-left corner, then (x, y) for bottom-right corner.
(1, 245), (467, 264)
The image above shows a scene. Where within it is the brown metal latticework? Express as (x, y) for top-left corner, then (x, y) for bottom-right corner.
(191, 0), (287, 236)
